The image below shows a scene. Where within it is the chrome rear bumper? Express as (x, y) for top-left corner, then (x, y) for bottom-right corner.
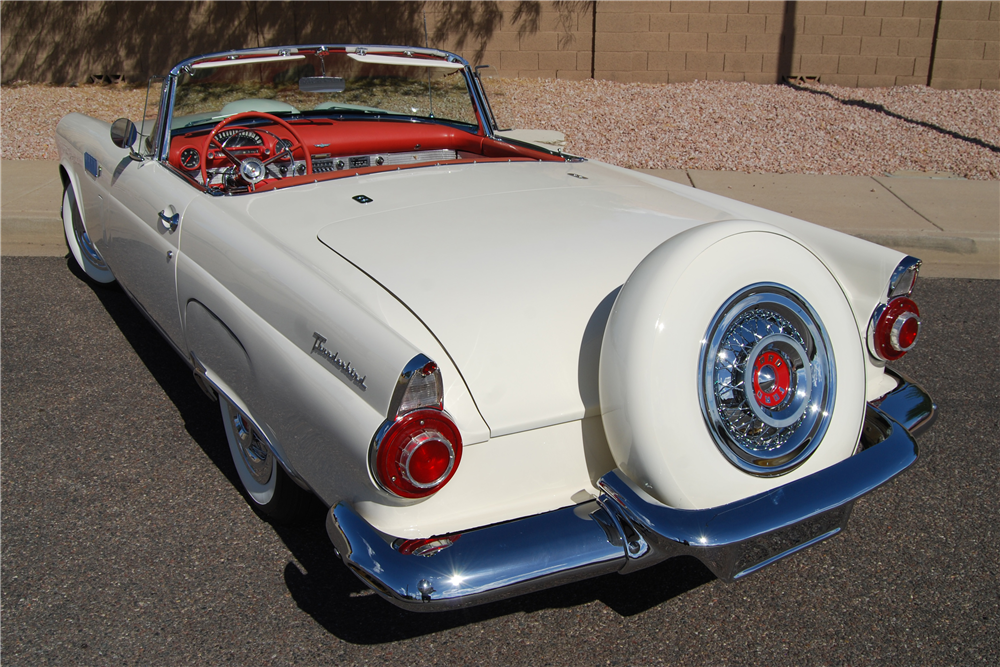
(326, 371), (934, 612)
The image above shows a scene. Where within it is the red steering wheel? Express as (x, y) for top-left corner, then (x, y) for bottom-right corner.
(200, 111), (313, 189)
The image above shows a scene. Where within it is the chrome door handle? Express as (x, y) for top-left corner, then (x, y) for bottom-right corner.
(158, 209), (179, 233)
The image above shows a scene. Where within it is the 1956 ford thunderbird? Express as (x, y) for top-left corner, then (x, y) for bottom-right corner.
(56, 44), (935, 611)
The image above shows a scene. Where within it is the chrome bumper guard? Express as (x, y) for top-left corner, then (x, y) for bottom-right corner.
(326, 372), (934, 612)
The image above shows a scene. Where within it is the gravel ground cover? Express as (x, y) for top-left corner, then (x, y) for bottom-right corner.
(3, 79), (998, 179)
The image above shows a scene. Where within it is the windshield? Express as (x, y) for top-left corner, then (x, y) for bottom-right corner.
(172, 48), (479, 131)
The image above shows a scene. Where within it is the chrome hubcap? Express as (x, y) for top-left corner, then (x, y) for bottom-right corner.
(700, 285), (836, 476)
(227, 403), (272, 485)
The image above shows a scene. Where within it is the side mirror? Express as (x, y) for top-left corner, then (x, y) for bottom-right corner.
(110, 118), (142, 161)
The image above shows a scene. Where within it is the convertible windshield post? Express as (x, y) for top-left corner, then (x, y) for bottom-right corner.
(156, 73), (178, 162)
(472, 67), (500, 135)
(138, 76), (165, 158)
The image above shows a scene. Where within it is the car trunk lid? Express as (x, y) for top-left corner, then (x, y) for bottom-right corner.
(254, 161), (736, 436)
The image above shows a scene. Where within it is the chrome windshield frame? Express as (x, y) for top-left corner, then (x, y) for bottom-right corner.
(162, 44), (492, 145)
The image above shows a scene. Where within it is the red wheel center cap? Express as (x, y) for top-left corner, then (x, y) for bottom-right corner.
(753, 351), (791, 408)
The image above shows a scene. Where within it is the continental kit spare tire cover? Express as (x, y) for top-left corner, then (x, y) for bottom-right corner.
(598, 221), (865, 510)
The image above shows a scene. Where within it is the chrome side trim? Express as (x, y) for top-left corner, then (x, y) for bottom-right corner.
(327, 377), (932, 611)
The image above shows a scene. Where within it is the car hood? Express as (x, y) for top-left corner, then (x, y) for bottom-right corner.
(248, 161), (899, 437)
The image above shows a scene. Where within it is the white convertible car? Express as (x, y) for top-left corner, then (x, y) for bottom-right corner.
(57, 44), (935, 610)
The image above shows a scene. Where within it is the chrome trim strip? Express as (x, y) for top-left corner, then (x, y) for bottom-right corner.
(471, 68), (499, 133)
(312, 149), (459, 173)
(867, 302), (888, 361)
(467, 68), (495, 140)
(157, 74), (177, 163)
(327, 377), (933, 611)
(170, 44), (470, 77)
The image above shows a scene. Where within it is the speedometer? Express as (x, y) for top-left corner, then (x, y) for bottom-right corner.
(215, 129), (263, 147)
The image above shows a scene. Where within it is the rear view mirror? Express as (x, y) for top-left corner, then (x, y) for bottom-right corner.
(110, 118), (143, 161)
(110, 118), (137, 149)
(300, 76), (346, 93)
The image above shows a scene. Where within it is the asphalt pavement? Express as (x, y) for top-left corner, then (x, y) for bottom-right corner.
(1, 159), (998, 279)
(2, 256), (998, 664)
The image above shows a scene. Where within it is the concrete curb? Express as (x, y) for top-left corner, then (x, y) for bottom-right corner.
(637, 169), (998, 279)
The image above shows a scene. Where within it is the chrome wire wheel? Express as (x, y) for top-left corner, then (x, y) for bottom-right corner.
(699, 284), (836, 476)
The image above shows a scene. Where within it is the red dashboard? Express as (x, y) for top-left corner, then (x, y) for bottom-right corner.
(168, 118), (563, 191)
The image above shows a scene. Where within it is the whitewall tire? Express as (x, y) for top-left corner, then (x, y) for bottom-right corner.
(220, 397), (309, 521)
(62, 185), (115, 284)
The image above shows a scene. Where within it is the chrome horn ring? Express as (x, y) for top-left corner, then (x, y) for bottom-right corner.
(699, 284), (836, 476)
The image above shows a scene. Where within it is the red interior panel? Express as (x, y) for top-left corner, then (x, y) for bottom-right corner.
(169, 118), (565, 189)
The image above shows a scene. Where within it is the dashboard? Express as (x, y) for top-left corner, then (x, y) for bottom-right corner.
(166, 117), (564, 192)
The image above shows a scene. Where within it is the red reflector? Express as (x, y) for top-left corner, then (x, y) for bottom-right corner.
(405, 435), (452, 485)
(872, 297), (920, 361)
(896, 314), (919, 350)
(394, 534), (461, 557)
(374, 409), (462, 498)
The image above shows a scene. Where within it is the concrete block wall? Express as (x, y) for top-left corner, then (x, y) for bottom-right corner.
(932, 0), (1000, 88)
(1, 0), (997, 88)
(422, 1), (596, 81)
(449, 0), (998, 89)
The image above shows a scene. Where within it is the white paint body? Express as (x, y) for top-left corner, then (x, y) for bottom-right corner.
(56, 111), (906, 536)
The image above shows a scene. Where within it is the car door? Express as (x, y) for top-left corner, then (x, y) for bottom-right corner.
(102, 159), (199, 348)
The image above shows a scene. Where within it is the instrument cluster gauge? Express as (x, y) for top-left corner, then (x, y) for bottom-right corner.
(179, 147), (200, 169)
(275, 138), (294, 153)
(216, 129), (264, 148)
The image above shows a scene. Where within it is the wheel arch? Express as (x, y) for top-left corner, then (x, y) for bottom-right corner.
(177, 258), (390, 508)
(58, 161), (86, 228)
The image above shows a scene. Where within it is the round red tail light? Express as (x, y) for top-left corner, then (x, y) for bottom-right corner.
(373, 409), (462, 498)
(870, 296), (921, 361)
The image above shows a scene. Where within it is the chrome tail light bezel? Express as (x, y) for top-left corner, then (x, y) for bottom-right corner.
(867, 257), (922, 363)
(369, 354), (463, 499)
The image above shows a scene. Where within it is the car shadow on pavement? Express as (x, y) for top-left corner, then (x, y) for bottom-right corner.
(71, 256), (718, 643)
(72, 257), (243, 495)
(278, 531), (716, 644)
